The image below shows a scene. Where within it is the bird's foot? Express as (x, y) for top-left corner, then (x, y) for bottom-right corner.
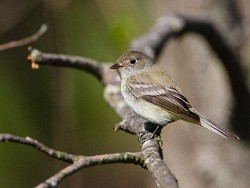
(138, 123), (162, 145)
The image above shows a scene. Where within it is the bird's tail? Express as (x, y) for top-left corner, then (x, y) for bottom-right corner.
(199, 116), (239, 140)
(189, 108), (239, 139)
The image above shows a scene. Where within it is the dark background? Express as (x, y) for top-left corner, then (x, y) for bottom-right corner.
(0, 1), (249, 188)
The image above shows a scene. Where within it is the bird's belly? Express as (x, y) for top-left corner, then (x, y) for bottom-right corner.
(131, 100), (173, 125)
(122, 89), (173, 125)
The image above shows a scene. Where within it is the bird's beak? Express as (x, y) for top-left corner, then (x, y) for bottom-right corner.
(110, 63), (123, 69)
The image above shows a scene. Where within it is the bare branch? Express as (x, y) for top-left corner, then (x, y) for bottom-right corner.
(0, 133), (75, 163)
(27, 49), (103, 81)
(0, 24), (48, 51)
(131, 15), (185, 59)
(0, 133), (144, 187)
(142, 140), (178, 188)
(35, 152), (144, 188)
(136, 123), (179, 188)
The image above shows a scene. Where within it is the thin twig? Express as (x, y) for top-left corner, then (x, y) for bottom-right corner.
(0, 24), (48, 51)
(0, 133), (75, 163)
(36, 152), (144, 188)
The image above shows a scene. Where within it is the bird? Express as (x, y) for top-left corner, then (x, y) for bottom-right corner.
(110, 50), (239, 140)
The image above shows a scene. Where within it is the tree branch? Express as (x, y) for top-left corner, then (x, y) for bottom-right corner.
(27, 49), (103, 81)
(138, 124), (179, 188)
(0, 133), (75, 163)
(0, 24), (48, 51)
(142, 140), (178, 188)
(35, 152), (144, 188)
(0, 133), (144, 188)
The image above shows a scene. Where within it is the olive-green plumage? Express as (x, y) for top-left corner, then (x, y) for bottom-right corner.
(110, 51), (239, 139)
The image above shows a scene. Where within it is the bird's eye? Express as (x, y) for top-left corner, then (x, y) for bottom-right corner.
(129, 58), (137, 64)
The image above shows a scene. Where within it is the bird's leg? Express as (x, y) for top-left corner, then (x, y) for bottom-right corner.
(144, 122), (162, 137)
(138, 122), (162, 144)
(149, 125), (161, 139)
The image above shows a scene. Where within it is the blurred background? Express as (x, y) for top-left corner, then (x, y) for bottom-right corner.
(0, 0), (249, 187)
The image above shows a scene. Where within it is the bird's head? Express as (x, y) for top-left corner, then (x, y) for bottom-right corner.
(110, 51), (152, 79)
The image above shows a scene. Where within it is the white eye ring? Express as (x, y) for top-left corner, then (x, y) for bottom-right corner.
(129, 58), (137, 64)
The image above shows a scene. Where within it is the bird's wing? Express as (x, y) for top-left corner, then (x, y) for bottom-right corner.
(128, 81), (200, 122)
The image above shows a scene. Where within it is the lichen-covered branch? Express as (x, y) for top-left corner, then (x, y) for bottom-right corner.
(137, 124), (179, 188)
(142, 139), (178, 188)
(0, 133), (75, 163)
(0, 133), (144, 188)
(35, 152), (144, 188)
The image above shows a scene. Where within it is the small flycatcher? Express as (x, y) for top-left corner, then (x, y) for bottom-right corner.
(110, 51), (239, 139)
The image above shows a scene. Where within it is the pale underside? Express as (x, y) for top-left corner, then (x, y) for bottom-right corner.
(120, 68), (200, 126)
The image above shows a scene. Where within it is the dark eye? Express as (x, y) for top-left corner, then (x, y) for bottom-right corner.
(129, 58), (137, 64)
